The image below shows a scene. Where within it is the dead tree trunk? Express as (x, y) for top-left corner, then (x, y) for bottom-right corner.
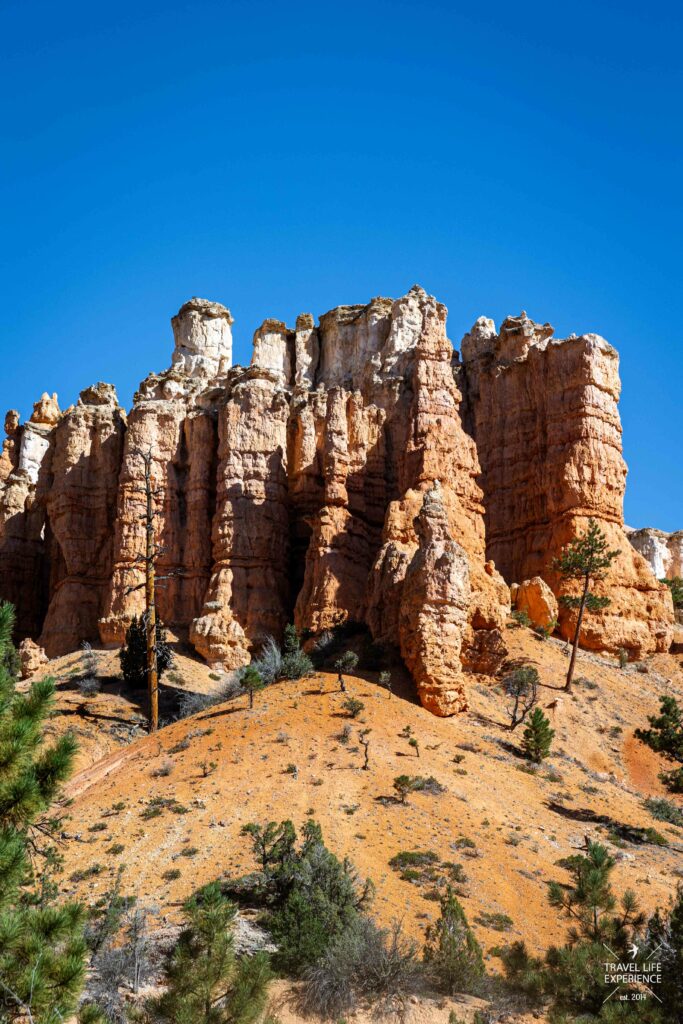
(142, 453), (159, 732)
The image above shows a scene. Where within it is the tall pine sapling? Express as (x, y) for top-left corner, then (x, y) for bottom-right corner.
(522, 707), (554, 763)
(551, 519), (619, 692)
(145, 882), (272, 1024)
(0, 600), (89, 1023)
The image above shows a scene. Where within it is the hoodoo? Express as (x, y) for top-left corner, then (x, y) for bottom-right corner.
(0, 289), (673, 713)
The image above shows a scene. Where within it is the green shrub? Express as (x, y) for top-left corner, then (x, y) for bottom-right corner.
(661, 576), (683, 609)
(510, 609), (532, 628)
(119, 615), (174, 688)
(342, 697), (364, 719)
(300, 916), (419, 1017)
(644, 796), (683, 827)
(636, 695), (683, 792)
(280, 625), (313, 680)
(423, 887), (484, 995)
(238, 819), (374, 976)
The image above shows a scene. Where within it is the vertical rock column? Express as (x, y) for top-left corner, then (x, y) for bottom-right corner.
(99, 299), (233, 643)
(40, 384), (125, 656)
(190, 323), (292, 667)
(0, 394), (61, 639)
(460, 313), (674, 656)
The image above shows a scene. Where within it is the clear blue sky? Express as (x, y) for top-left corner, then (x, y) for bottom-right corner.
(1, 0), (680, 529)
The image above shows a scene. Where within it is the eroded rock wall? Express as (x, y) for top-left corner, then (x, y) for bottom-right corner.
(460, 313), (674, 657)
(0, 289), (671, 715)
(40, 384), (125, 656)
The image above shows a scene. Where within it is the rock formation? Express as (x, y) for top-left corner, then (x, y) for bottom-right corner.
(0, 290), (674, 713)
(460, 313), (674, 657)
(511, 577), (559, 630)
(627, 527), (683, 580)
(40, 384), (125, 656)
(18, 638), (48, 679)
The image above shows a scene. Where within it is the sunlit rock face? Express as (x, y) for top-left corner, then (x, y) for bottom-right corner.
(460, 313), (674, 658)
(0, 288), (673, 713)
(628, 527), (683, 581)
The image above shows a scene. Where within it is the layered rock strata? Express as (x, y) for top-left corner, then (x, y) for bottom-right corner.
(0, 290), (673, 713)
(460, 313), (674, 657)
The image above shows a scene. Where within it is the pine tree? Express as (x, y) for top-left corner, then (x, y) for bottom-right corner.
(635, 695), (683, 792)
(551, 519), (620, 691)
(522, 708), (554, 763)
(651, 885), (683, 1021)
(334, 651), (358, 692)
(279, 625), (313, 681)
(148, 882), (272, 1024)
(242, 667), (264, 709)
(0, 601), (88, 1023)
(119, 616), (174, 690)
(423, 887), (484, 995)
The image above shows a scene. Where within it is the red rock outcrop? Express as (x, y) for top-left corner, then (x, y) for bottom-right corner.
(190, 369), (290, 667)
(511, 577), (559, 629)
(99, 300), (231, 643)
(40, 384), (125, 656)
(0, 394), (60, 638)
(460, 313), (674, 657)
(0, 289), (672, 715)
(398, 484), (471, 714)
(18, 638), (48, 679)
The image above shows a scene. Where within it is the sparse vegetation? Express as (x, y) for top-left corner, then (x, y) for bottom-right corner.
(300, 917), (419, 1017)
(393, 775), (445, 803)
(644, 796), (683, 827)
(342, 696), (364, 718)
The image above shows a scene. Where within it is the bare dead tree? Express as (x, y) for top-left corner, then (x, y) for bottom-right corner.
(359, 728), (371, 770)
(122, 449), (181, 733)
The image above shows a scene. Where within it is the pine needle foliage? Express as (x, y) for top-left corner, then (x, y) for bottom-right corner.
(635, 695), (683, 792)
(0, 600), (88, 1023)
(423, 887), (484, 995)
(119, 615), (174, 689)
(147, 883), (272, 1024)
(522, 707), (554, 762)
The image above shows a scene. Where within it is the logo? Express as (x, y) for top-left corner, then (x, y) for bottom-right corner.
(602, 942), (664, 1004)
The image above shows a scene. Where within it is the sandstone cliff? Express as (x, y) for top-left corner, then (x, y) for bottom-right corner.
(0, 291), (673, 711)
(460, 312), (674, 657)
